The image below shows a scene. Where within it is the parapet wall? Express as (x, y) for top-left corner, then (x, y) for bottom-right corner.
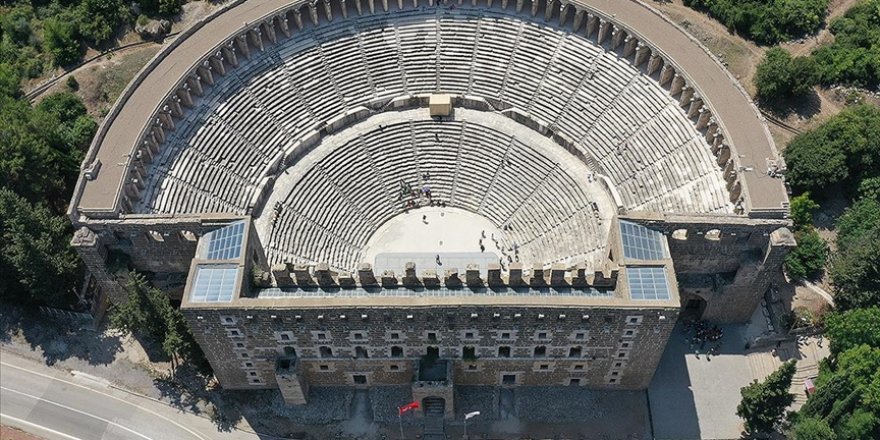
(269, 260), (620, 291)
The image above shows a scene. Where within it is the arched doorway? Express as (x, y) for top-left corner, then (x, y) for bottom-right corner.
(422, 396), (446, 417)
(682, 294), (708, 319)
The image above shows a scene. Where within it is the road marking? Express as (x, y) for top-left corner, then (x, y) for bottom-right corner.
(1, 412), (86, 440)
(0, 361), (209, 440)
(1, 386), (154, 440)
(1, 412), (85, 440)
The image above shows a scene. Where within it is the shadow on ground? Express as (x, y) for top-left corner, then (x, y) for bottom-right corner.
(0, 303), (122, 366)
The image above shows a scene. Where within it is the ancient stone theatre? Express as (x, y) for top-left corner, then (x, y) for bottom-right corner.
(68, 0), (795, 414)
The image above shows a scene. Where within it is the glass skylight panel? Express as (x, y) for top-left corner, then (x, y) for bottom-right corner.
(619, 220), (667, 260)
(190, 265), (239, 302)
(628, 267), (670, 300)
(206, 221), (245, 260)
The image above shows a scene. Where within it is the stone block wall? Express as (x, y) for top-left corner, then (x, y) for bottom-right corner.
(181, 305), (679, 394)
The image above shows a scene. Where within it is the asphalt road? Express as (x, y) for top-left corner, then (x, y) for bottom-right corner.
(0, 351), (261, 440)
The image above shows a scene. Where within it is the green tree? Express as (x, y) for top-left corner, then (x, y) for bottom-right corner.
(829, 201), (880, 310)
(785, 229), (828, 280)
(813, 0), (880, 88)
(824, 307), (880, 355)
(858, 177), (880, 201)
(0, 188), (80, 306)
(683, 0), (829, 44)
(737, 360), (797, 435)
(0, 63), (21, 98)
(790, 192), (820, 231)
(110, 273), (205, 371)
(77, 0), (130, 45)
(783, 105), (880, 195)
(829, 233), (880, 310)
(755, 48), (818, 104)
(139, 0), (185, 17)
(791, 417), (836, 440)
(835, 198), (880, 252)
(838, 409), (878, 440)
(42, 14), (81, 67)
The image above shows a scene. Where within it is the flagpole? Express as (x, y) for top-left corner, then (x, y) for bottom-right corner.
(398, 407), (404, 440)
(463, 417), (467, 439)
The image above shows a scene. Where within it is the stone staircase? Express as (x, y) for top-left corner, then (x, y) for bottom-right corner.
(422, 397), (446, 440)
(746, 341), (822, 411)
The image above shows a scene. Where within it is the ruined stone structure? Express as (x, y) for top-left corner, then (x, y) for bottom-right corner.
(68, 0), (794, 416)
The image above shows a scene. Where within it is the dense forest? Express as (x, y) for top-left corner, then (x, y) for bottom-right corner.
(0, 0), (182, 306)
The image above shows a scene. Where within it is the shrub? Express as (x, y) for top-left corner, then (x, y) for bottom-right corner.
(683, 0), (829, 44)
(785, 229), (828, 280)
(783, 105), (880, 195)
(754, 48), (818, 104)
(791, 417), (837, 440)
(737, 360), (797, 435)
(789, 192), (820, 231)
(77, 0), (131, 45)
(42, 15), (81, 66)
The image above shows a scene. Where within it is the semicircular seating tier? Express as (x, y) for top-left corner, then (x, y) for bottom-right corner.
(135, 6), (733, 221)
(260, 109), (612, 272)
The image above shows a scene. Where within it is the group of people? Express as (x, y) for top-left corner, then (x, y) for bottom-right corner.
(683, 319), (724, 358)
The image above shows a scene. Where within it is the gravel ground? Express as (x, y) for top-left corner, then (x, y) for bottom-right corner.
(514, 386), (644, 422)
(454, 386), (500, 419)
(369, 385), (414, 423)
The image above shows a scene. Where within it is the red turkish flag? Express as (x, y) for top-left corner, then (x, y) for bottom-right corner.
(398, 401), (420, 415)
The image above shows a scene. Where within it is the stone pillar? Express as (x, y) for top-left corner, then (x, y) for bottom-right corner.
(358, 263), (378, 287)
(403, 262), (421, 288)
(308, 1), (319, 25)
(209, 54), (226, 76)
(696, 108), (712, 130)
(177, 86), (194, 107)
(272, 263), (294, 287)
(70, 227), (125, 321)
(262, 20), (277, 44)
(516, 0), (525, 13)
(293, 9), (304, 29)
(634, 44), (650, 66)
(585, 14), (599, 37)
(678, 86), (695, 106)
(670, 75), (685, 95)
(249, 28), (264, 51)
(315, 263), (337, 287)
(323, 0), (333, 21)
(422, 270), (441, 289)
(550, 264), (567, 286)
(622, 36), (637, 58)
(610, 28), (625, 50)
(687, 96), (703, 118)
(508, 262), (524, 286)
(487, 264), (504, 287)
(659, 64), (675, 86)
(543, 0), (554, 21)
(444, 269), (462, 288)
(381, 270), (398, 288)
(571, 263), (588, 287)
(466, 264), (482, 287)
(278, 15), (291, 37)
(187, 75), (204, 96)
(292, 264), (314, 286)
(198, 62), (214, 86)
(597, 20), (611, 45)
(647, 53), (662, 75)
(222, 44), (239, 67)
(236, 34), (250, 59)
(338, 272), (356, 288)
(573, 9), (585, 32)
(530, 266), (546, 287)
